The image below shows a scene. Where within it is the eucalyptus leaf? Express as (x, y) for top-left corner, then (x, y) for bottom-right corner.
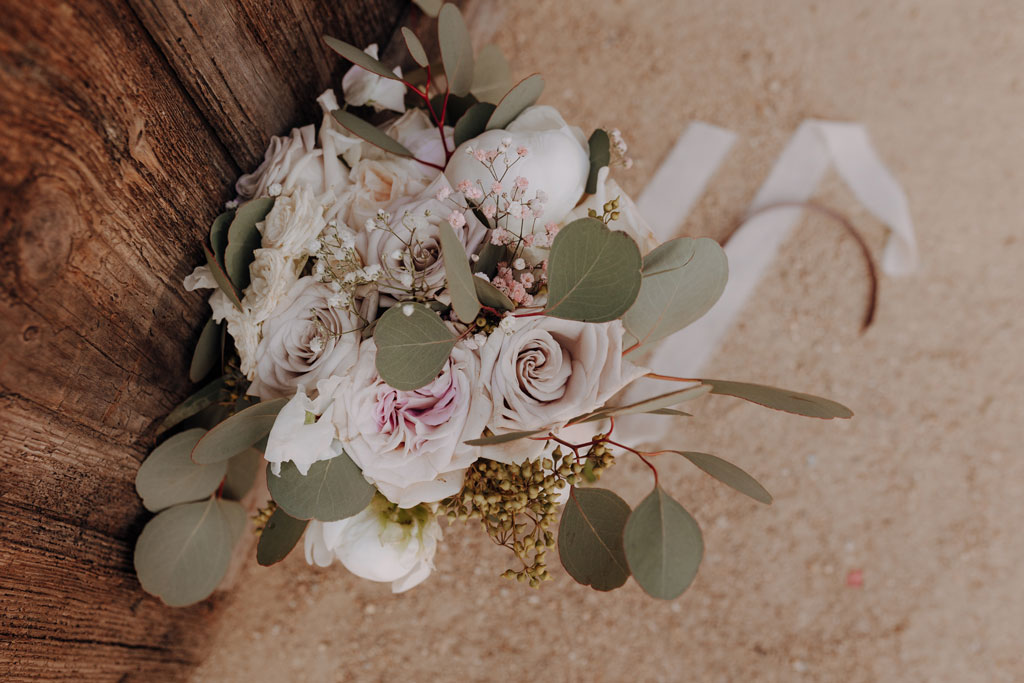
(191, 398), (288, 465)
(558, 488), (632, 591)
(439, 222), (480, 323)
(486, 74), (545, 130)
(664, 451), (772, 504)
(188, 317), (222, 383)
(374, 303), (456, 391)
(624, 487), (703, 600)
(702, 379), (854, 419)
(454, 102), (496, 147)
(136, 429), (226, 512)
(267, 452), (375, 522)
(544, 218), (642, 322)
(623, 237), (728, 351)
(464, 429), (545, 446)
(432, 92), (478, 125)
(332, 109), (414, 158)
(438, 3), (474, 97)
(134, 497), (244, 607)
(256, 507), (309, 566)
(471, 44), (512, 104)
(324, 35), (402, 80)
(586, 129), (610, 195)
(224, 197), (275, 291)
(166, 375), (226, 435)
(646, 408), (693, 417)
(401, 27), (429, 68)
(472, 241), (505, 273)
(473, 277), (515, 311)
(597, 384), (711, 419)
(209, 210), (233, 264)
(412, 0), (442, 16)
(220, 447), (264, 500)
(203, 243), (242, 309)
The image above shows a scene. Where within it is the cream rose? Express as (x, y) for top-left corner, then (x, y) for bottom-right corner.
(304, 496), (441, 593)
(477, 317), (647, 463)
(341, 44), (407, 114)
(235, 125), (319, 199)
(329, 339), (491, 508)
(445, 105), (589, 227)
(258, 186), (327, 259)
(244, 248), (301, 322)
(248, 277), (362, 400)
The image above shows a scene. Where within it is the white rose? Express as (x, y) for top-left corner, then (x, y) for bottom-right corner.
(330, 339), (491, 507)
(264, 378), (340, 475)
(259, 186), (327, 258)
(243, 248), (301, 322)
(249, 277), (362, 400)
(236, 125), (319, 199)
(341, 44), (407, 114)
(445, 105), (589, 227)
(183, 265), (217, 291)
(563, 166), (659, 253)
(384, 108), (452, 171)
(304, 497), (441, 593)
(478, 317), (647, 463)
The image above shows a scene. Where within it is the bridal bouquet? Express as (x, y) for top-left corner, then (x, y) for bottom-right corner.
(133, 4), (851, 607)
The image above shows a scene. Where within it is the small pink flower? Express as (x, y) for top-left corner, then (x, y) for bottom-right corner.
(491, 181), (503, 194)
(435, 186), (452, 201)
(517, 146), (529, 157)
(448, 211), (466, 229)
(491, 228), (511, 246)
(465, 186), (483, 200)
(508, 202), (523, 219)
(520, 272), (535, 288)
(482, 204), (497, 219)
(515, 176), (529, 190)
(485, 150), (499, 162)
(457, 180), (473, 193)
(523, 234), (535, 247)
(545, 222), (559, 236)
(474, 149), (489, 162)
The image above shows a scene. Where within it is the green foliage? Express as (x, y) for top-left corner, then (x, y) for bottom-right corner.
(191, 398), (288, 465)
(624, 487), (703, 600)
(225, 197), (274, 291)
(471, 44), (512, 104)
(220, 447), (264, 500)
(664, 451), (772, 504)
(471, 240), (505, 273)
(578, 385), (711, 423)
(159, 375), (227, 433)
(438, 4), (474, 97)
(486, 74), (545, 130)
(702, 379), (854, 419)
(134, 497), (245, 607)
(473, 277), (515, 311)
(401, 27), (429, 68)
(623, 237), (728, 351)
(332, 109), (414, 158)
(256, 507), (309, 566)
(209, 209), (233, 265)
(136, 429), (226, 512)
(266, 452), (375, 522)
(324, 35), (403, 80)
(188, 317), (222, 383)
(412, 0), (442, 16)
(454, 102), (496, 147)
(544, 218), (643, 322)
(463, 429), (545, 446)
(203, 243), (242, 309)
(439, 222), (480, 323)
(373, 303), (456, 390)
(558, 488), (632, 591)
(586, 129), (610, 195)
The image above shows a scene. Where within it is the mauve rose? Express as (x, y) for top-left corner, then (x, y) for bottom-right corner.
(477, 317), (647, 463)
(329, 339), (491, 507)
(249, 277), (361, 400)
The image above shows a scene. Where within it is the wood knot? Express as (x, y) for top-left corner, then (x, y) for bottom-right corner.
(22, 325), (40, 342)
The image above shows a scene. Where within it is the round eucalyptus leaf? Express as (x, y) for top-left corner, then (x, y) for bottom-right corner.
(256, 507), (309, 566)
(702, 379), (854, 419)
(224, 197), (275, 291)
(666, 451), (772, 504)
(208, 209), (234, 264)
(136, 428), (225, 512)
(454, 102), (496, 147)
(472, 277), (514, 311)
(324, 35), (403, 80)
(438, 4), (474, 96)
(486, 74), (545, 130)
(191, 398), (288, 465)
(134, 497), (245, 607)
(558, 488), (632, 591)
(470, 44), (511, 104)
(586, 129), (610, 195)
(545, 218), (642, 322)
(373, 303), (456, 391)
(624, 487), (703, 600)
(412, 0), (442, 16)
(220, 447), (264, 500)
(439, 222), (480, 323)
(401, 27), (429, 67)
(188, 317), (222, 383)
(266, 452), (375, 522)
(159, 375), (227, 433)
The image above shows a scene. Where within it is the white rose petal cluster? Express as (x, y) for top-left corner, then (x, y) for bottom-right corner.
(341, 44), (407, 114)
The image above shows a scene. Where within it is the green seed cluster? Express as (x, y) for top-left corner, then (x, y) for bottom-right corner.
(587, 196), (622, 224)
(252, 500), (277, 536)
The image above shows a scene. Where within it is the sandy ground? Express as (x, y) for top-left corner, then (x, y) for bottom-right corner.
(191, 1), (1024, 681)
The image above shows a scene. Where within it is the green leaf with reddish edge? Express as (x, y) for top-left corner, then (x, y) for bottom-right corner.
(544, 218), (642, 322)
(661, 450), (772, 504)
(471, 44), (511, 104)
(623, 237), (728, 351)
(373, 303), (457, 391)
(438, 3), (474, 97)
(624, 487), (703, 600)
(266, 452), (374, 522)
(701, 379), (854, 419)
(134, 497), (245, 607)
(324, 35), (402, 80)
(439, 222), (480, 323)
(203, 243), (242, 309)
(191, 398), (288, 465)
(332, 108), (414, 158)
(224, 197), (274, 291)
(568, 385), (709, 426)
(558, 487), (632, 591)
(431, 92), (478, 125)
(209, 209), (233, 265)
(188, 317), (221, 383)
(401, 27), (429, 68)
(463, 429), (545, 446)
(586, 129), (610, 195)
(473, 277), (514, 311)
(486, 74), (545, 130)
(220, 447), (264, 500)
(256, 507), (309, 566)
(646, 408), (693, 417)
(135, 429), (226, 512)
(454, 101), (496, 147)
(159, 375), (227, 433)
